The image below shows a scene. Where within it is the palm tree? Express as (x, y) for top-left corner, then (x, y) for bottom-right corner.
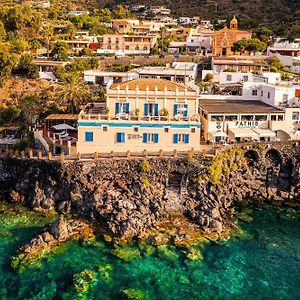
(41, 24), (54, 59)
(55, 72), (90, 113)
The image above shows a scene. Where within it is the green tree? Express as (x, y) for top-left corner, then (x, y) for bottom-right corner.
(232, 39), (248, 54)
(17, 94), (43, 125)
(0, 21), (6, 41)
(266, 57), (284, 71)
(55, 72), (89, 113)
(203, 73), (213, 82)
(245, 38), (267, 53)
(253, 27), (273, 46)
(0, 106), (21, 126)
(9, 38), (29, 54)
(50, 41), (69, 61)
(29, 38), (42, 54)
(14, 53), (39, 78)
(0, 43), (18, 86)
(40, 24), (54, 58)
(113, 5), (131, 19)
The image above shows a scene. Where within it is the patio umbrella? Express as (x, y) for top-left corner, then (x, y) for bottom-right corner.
(52, 124), (76, 131)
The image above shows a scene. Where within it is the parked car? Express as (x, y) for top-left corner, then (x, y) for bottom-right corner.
(36, 55), (47, 60)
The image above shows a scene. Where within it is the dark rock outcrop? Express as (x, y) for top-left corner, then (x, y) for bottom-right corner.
(1, 142), (299, 241)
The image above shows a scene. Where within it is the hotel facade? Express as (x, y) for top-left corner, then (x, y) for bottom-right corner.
(77, 78), (201, 154)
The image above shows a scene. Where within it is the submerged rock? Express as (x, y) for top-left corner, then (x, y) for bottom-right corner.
(11, 216), (94, 270)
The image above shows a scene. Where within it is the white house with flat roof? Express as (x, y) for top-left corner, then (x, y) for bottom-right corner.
(138, 62), (198, 85)
(217, 72), (281, 85)
(83, 70), (139, 86)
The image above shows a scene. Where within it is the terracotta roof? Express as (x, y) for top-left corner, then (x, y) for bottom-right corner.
(45, 114), (78, 121)
(110, 78), (195, 92)
(200, 100), (284, 114)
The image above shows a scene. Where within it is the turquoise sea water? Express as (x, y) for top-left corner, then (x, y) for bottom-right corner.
(0, 201), (299, 300)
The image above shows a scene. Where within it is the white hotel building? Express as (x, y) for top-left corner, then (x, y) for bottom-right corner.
(200, 80), (300, 143)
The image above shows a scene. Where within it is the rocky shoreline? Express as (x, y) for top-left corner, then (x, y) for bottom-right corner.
(0, 143), (299, 251)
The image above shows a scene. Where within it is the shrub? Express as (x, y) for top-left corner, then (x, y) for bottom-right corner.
(139, 160), (150, 172)
(142, 178), (150, 188)
(252, 143), (264, 150)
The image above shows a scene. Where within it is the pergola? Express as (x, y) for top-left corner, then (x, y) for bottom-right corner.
(44, 114), (78, 136)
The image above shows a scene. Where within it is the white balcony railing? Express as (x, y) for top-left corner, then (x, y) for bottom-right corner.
(78, 113), (200, 123)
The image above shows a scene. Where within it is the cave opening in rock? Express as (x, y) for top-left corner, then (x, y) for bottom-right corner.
(266, 149), (282, 166)
(168, 171), (182, 188)
(244, 150), (259, 167)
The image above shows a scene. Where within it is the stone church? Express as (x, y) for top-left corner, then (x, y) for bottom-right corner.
(212, 16), (252, 56)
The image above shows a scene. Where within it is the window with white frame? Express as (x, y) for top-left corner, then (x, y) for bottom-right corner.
(226, 75), (232, 82)
(142, 133), (158, 143)
(115, 102), (129, 115)
(292, 111), (300, 120)
(174, 103), (188, 117)
(282, 94), (288, 102)
(252, 90), (258, 96)
(173, 133), (189, 144)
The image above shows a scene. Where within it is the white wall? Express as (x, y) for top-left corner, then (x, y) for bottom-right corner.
(219, 72), (254, 84)
(242, 82), (298, 107)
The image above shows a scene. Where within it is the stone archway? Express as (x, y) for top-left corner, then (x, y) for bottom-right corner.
(244, 150), (259, 167)
(265, 149), (282, 166)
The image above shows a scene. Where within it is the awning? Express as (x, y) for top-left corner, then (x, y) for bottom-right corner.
(208, 131), (228, 138)
(229, 128), (259, 138)
(52, 124), (77, 131)
(252, 128), (276, 138)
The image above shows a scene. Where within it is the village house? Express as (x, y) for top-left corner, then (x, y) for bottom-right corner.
(83, 70), (139, 86)
(267, 41), (300, 74)
(97, 34), (157, 55)
(169, 32), (212, 54)
(149, 6), (171, 15)
(212, 16), (252, 56)
(209, 56), (268, 73)
(77, 78), (201, 154)
(138, 62), (198, 86)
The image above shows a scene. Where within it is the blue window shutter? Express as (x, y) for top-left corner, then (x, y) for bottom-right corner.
(184, 134), (190, 144)
(173, 134), (178, 144)
(154, 133), (159, 143)
(115, 102), (120, 114)
(117, 132), (125, 143)
(174, 104), (178, 116)
(121, 132), (125, 142)
(125, 103), (130, 113)
(183, 104), (188, 117)
(143, 133), (148, 143)
(85, 132), (93, 142)
(117, 132), (121, 142)
(144, 103), (149, 116)
(154, 103), (159, 116)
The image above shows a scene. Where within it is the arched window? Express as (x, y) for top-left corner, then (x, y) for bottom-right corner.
(135, 45), (140, 51)
(116, 46), (119, 50)
(143, 45), (148, 51)
(107, 45), (111, 50)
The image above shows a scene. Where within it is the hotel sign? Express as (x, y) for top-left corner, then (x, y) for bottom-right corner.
(235, 121), (259, 128)
(128, 134), (142, 140)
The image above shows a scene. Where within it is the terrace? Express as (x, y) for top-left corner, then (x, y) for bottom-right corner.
(79, 103), (200, 124)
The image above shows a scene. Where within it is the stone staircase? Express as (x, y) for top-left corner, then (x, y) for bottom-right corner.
(180, 166), (204, 197)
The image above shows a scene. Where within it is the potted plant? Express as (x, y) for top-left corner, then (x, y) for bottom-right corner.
(134, 108), (140, 116)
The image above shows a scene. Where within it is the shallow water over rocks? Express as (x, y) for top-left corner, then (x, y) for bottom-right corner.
(0, 201), (299, 299)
